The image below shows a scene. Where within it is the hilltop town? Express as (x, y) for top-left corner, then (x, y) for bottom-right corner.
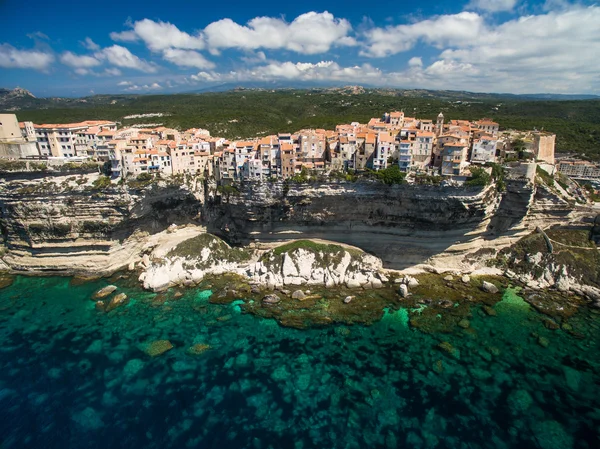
(0, 110), (569, 185)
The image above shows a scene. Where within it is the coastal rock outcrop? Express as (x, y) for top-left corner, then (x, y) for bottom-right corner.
(139, 234), (387, 292)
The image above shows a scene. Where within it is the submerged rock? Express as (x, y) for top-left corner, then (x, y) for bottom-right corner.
(142, 340), (174, 357)
(457, 319), (470, 329)
(530, 420), (573, 449)
(105, 293), (127, 312)
(482, 305), (497, 316)
(92, 285), (117, 300)
(187, 343), (211, 355)
(482, 281), (499, 294)
(437, 341), (460, 359)
(507, 389), (533, 414)
(343, 296), (354, 304)
(538, 336), (550, 348)
(461, 275), (471, 284)
(443, 275), (454, 281)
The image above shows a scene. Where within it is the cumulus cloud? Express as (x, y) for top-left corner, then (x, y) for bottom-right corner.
(362, 12), (485, 57)
(109, 30), (138, 42)
(203, 11), (355, 54)
(95, 45), (156, 72)
(0, 43), (54, 70)
(82, 37), (100, 51)
(408, 57), (423, 67)
(190, 60), (382, 84)
(132, 19), (204, 52)
(426, 5), (600, 92)
(162, 48), (215, 69)
(60, 51), (101, 68)
(465, 0), (518, 13)
(123, 82), (162, 91)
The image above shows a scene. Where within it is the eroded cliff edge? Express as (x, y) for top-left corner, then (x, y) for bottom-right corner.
(0, 169), (593, 277)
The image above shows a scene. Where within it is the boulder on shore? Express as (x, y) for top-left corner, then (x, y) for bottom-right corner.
(292, 289), (306, 300)
(399, 284), (409, 298)
(263, 294), (281, 305)
(482, 281), (499, 294)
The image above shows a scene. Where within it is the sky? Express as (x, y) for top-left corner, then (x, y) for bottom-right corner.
(0, 0), (599, 97)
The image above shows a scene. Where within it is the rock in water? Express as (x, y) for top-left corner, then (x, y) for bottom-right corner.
(399, 284), (409, 298)
(443, 275), (454, 281)
(437, 341), (460, 359)
(481, 281), (499, 294)
(262, 294), (281, 305)
(343, 296), (355, 304)
(143, 340), (174, 357)
(538, 336), (550, 348)
(105, 293), (127, 312)
(292, 289), (306, 300)
(187, 343), (211, 355)
(461, 275), (471, 284)
(457, 319), (470, 329)
(92, 285), (117, 300)
(482, 305), (497, 316)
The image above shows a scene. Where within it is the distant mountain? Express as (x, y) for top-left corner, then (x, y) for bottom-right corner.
(0, 87), (40, 110)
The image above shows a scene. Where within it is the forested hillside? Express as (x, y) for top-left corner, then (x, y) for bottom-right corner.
(3, 89), (599, 160)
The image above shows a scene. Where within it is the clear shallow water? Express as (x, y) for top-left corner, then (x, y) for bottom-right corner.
(0, 276), (599, 449)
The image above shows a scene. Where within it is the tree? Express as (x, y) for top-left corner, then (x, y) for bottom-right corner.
(376, 165), (407, 185)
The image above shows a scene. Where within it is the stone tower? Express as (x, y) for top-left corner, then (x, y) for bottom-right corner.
(435, 112), (444, 137)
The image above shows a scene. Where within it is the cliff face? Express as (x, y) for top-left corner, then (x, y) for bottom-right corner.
(203, 181), (525, 269)
(0, 179), (203, 274)
(0, 172), (592, 275)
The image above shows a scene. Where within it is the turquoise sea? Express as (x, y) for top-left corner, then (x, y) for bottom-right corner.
(0, 275), (599, 449)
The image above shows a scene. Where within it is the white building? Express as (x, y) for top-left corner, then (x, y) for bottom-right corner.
(471, 138), (498, 164)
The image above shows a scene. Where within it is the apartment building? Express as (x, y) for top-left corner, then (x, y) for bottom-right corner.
(471, 138), (498, 164)
(441, 143), (469, 176)
(557, 160), (600, 180)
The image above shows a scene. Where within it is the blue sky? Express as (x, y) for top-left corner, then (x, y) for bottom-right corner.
(0, 0), (598, 96)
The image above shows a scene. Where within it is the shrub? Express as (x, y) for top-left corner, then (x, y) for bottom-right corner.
(376, 165), (407, 185)
(465, 167), (492, 187)
(92, 176), (111, 190)
(137, 173), (153, 182)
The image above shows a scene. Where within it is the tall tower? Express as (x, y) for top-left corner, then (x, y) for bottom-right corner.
(435, 112), (444, 137)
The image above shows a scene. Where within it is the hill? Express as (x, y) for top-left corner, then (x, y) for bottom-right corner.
(1, 87), (599, 160)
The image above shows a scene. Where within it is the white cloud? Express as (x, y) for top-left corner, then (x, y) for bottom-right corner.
(60, 51), (101, 68)
(118, 81), (132, 86)
(102, 68), (122, 76)
(131, 19), (205, 52)
(0, 44), (54, 70)
(82, 37), (100, 51)
(425, 6), (600, 92)
(124, 82), (162, 91)
(362, 12), (485, 57)
(95, 45), (157, 72)
(466, 0), (518, 13)
(204, 11), (355, 54)
(408, 57), (423, 68)
(162, 48), (215, 69)
(110, 30), (138, 42)
(189, 60), (382, 85)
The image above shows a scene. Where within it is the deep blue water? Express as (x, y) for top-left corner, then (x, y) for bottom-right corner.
(0, 276), (599, 449)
